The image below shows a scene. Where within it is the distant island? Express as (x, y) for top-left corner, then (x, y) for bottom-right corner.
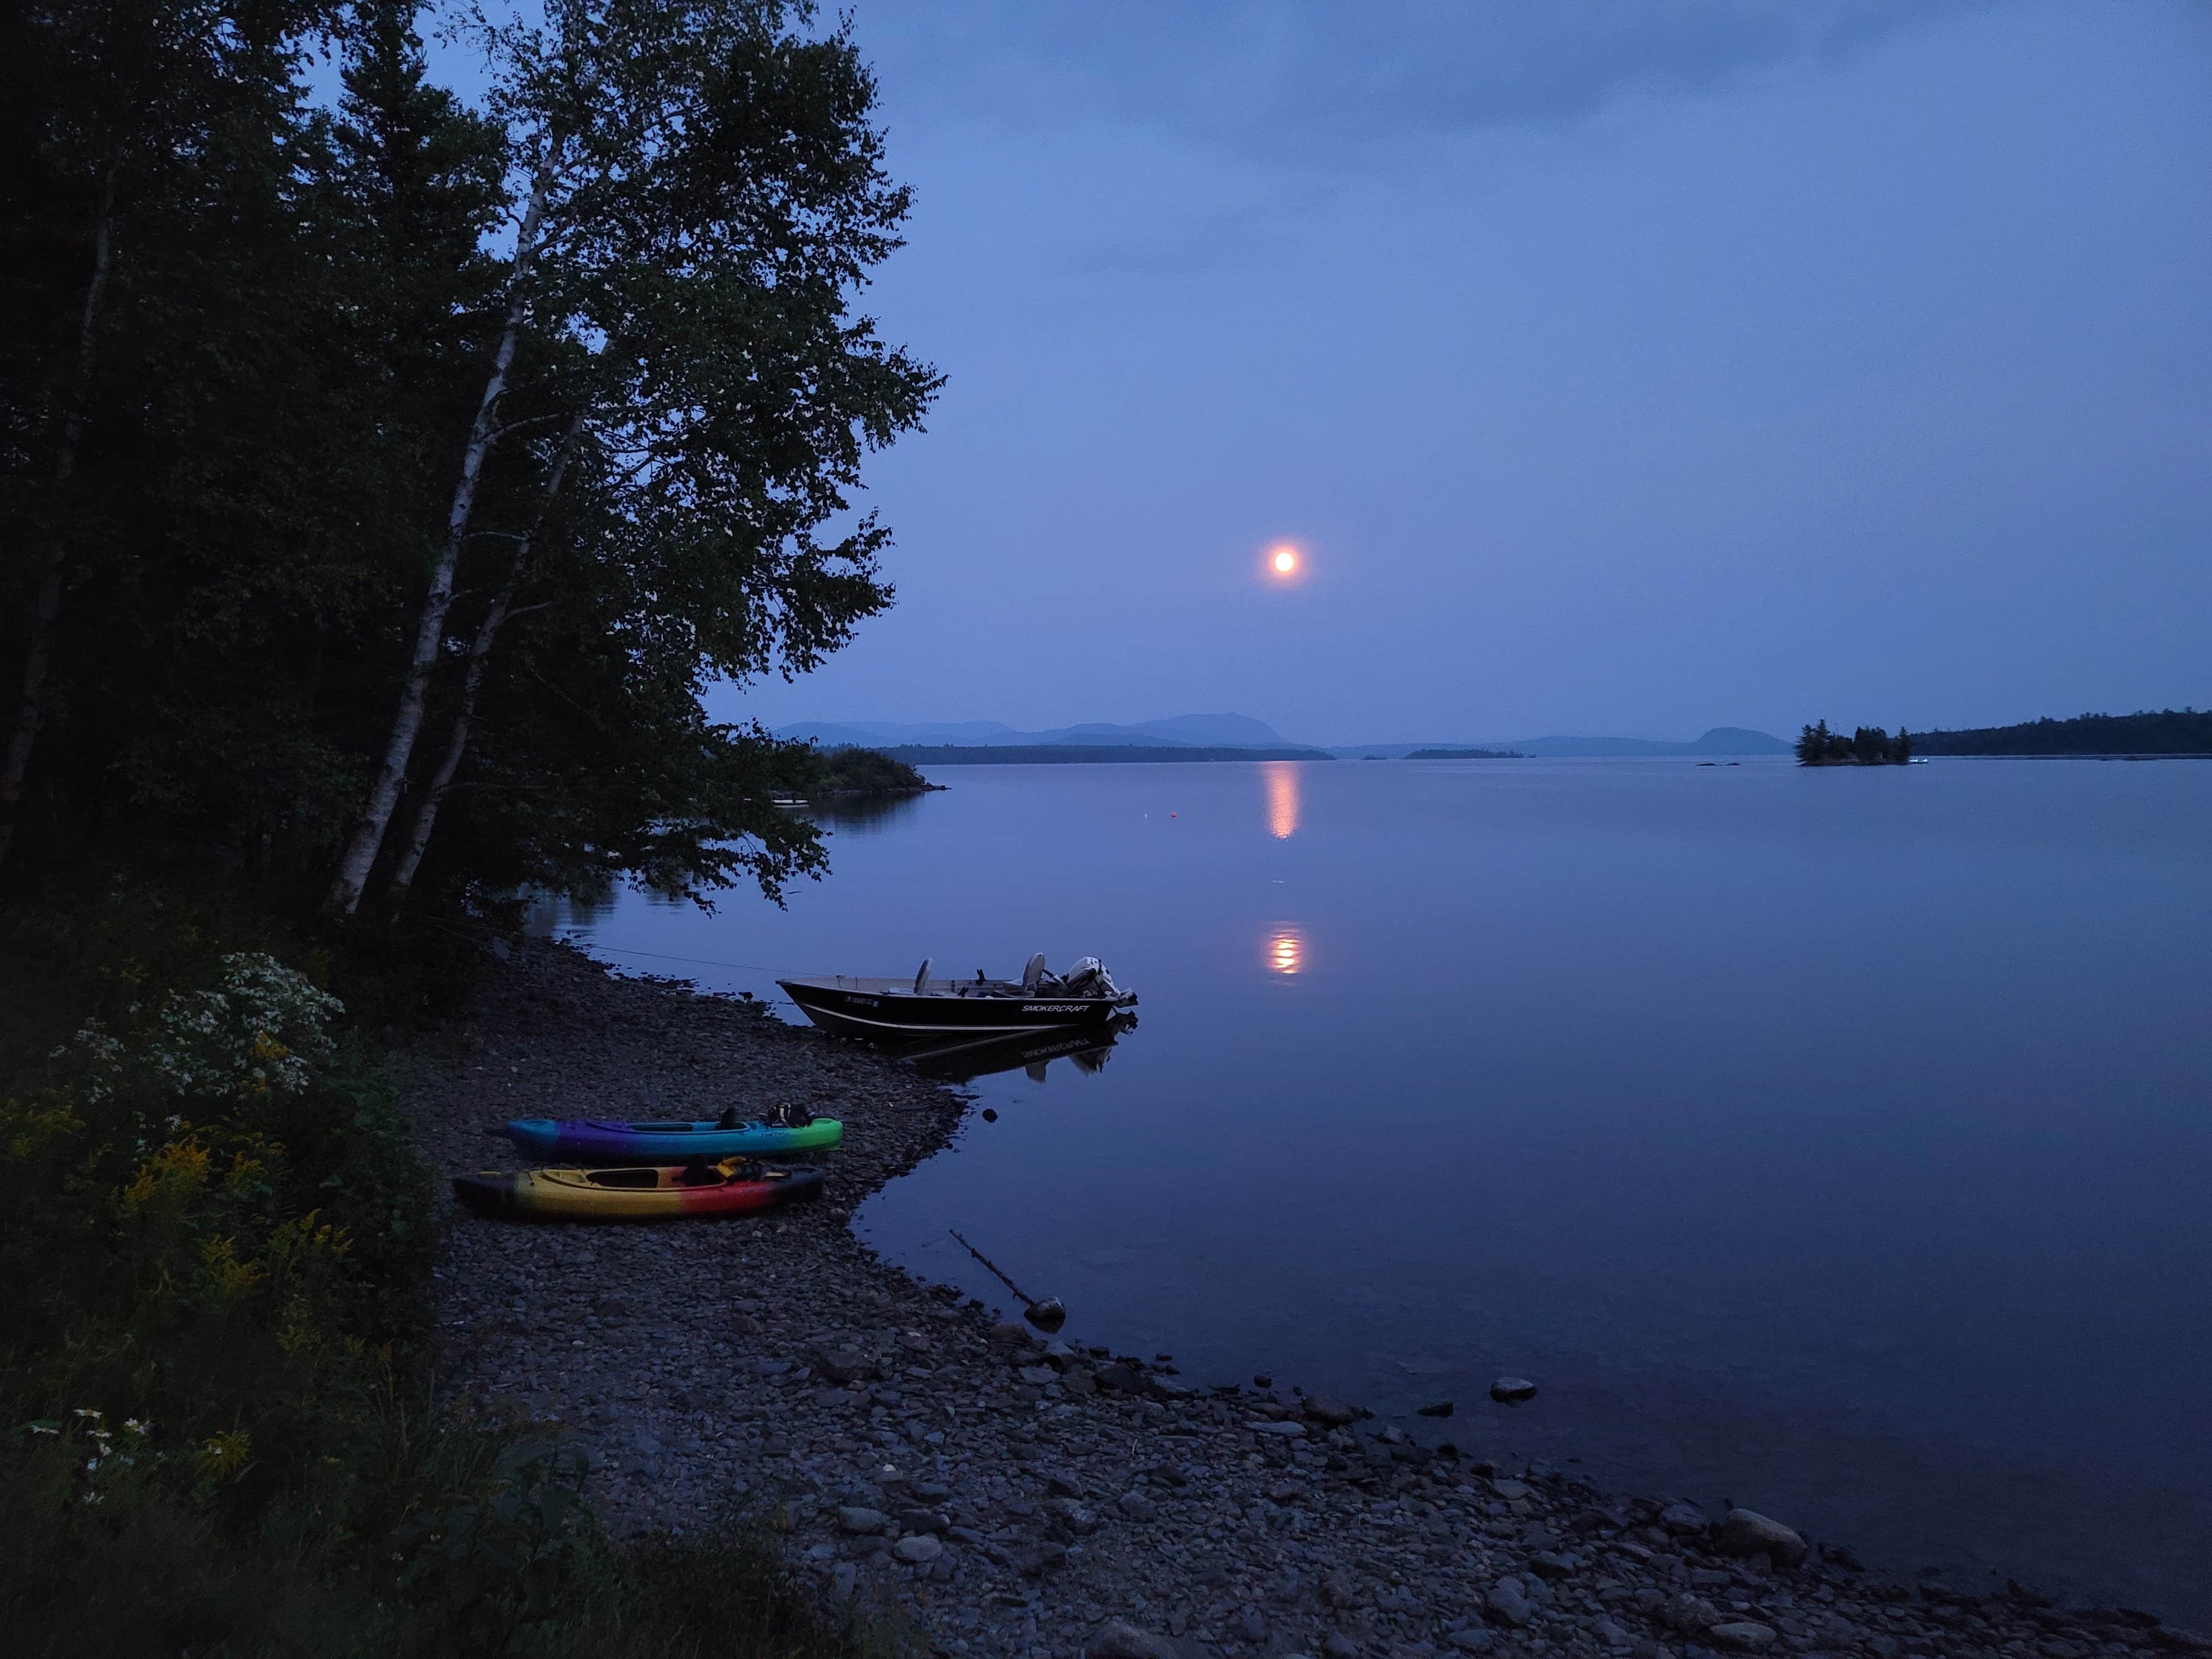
(872, 744), (1334, 765)
(788, 744), (943, 797)
(1796, 722), (1912, 765)
(1910, 708), (2212, 757)
(1405, 747), (1525, 759)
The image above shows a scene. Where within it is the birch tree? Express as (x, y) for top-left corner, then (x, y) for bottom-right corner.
(328, 0), (938, 914)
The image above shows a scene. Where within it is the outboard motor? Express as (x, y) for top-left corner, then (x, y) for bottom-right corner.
(1060, 957), (1119, 998)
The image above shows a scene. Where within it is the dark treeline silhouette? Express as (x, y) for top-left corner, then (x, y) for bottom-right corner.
(1796, 721), (1912, 766)
(797, 745), (940, 797)
(1911, 709), (2212, 756)
(1, 0), (938, 917)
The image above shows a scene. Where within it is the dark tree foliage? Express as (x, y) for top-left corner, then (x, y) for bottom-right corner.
(1795, 721), (1912, 765)
(0, 0), (936, 918)
(1910, 708), (2212, 756)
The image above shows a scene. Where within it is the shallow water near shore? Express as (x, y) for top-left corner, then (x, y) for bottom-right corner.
(546, 755), (2212, 1622)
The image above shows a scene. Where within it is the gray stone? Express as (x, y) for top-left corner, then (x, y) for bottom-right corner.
(1595, 1619), (1631, 1648)
(1089, 1621), (1177, 1659)
(1485, 1580), (1534, 1627)
(1714, 1508), (1808, 1570)
(1117, 1491), (1161, 1522)
(1046, 1497), (1100, 1535)
(812, 1344), (874, 1385)
(1238, 1609), (1270, 1644)
(1323, 1635), (1363, 1659)
(1528, 1550), (1575, 1580)
(1448, 1627), (1495, 1653)
(1490, 1377), (1538, 1402)
(1706, 1623), (1778, 1652)
(1658, 1594), (1722, 1633)
(1489, 1479), (1530, 1500)
(1248, 1419), (1307, 1438)
(1015, 1542), (1068, 1575)
(1303, 1395), (1358, 1427)
(1660, 1500), (1709, 1535)
(836, 1505), (888, 1535)
(893, 1533), (943, 1564)
(1019, 1365), (1058, 1386)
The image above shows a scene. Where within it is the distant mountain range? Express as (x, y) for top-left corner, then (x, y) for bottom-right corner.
(777, 715), (1793, 759)
(775, 713), (1289, 750)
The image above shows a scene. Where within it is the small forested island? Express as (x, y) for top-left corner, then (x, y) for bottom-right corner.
(1406, 747), (1525, 759)
(788, 744), (943, 800)
(1910, 708), (2212, 756)
(1796, 721), (1913, 765)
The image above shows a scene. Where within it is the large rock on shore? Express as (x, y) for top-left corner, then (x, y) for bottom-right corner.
(1715, 1507), (1809, 1569)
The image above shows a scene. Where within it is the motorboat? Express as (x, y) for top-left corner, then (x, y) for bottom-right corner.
(778, 954), (1135, 1040)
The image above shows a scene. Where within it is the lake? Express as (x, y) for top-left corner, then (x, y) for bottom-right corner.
(546, 756), (2212, 1620)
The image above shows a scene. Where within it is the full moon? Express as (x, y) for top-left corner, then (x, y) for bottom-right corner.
(1271, 547), (1298, 575)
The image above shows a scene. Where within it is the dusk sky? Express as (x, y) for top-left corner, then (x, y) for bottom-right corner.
(505, 3), (2212, 745)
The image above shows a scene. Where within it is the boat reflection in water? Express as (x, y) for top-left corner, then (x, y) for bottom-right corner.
(883, 1014), (1139, 1085)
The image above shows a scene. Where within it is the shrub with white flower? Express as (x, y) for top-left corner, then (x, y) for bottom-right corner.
(146, 953), (343, 1103)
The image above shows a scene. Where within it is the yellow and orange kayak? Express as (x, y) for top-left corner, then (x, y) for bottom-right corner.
(451, 1160), (823, 1223)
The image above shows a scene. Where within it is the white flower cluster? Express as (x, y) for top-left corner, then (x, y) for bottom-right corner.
(28, 1409), (157, 1504)
(145, 953), (343, 1103)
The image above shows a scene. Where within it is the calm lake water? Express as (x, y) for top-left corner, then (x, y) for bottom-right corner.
(550, 757), (2212, 1620)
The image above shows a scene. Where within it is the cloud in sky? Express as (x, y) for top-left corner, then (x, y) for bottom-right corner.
(864, 1), (1992, 154)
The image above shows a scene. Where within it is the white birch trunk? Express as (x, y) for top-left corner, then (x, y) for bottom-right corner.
(324, 156), (559, 915)
(0, 168), (118, 868)
(385, 418), (583, 906)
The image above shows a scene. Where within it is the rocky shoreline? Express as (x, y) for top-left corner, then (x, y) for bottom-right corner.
(398, 942), (2205, 1659)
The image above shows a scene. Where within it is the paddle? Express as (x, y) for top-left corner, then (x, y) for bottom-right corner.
(948, 1228), (1066, 1333)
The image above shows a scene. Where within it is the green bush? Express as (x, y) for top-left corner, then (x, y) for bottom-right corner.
(0, 893), (906, 1658)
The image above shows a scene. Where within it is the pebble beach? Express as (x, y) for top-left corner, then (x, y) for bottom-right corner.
(400, 942), (2207, 1659)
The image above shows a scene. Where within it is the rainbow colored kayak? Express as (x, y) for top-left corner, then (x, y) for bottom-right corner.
(502, 1115), (842, 1162)
(452, 1161), (824, 1223)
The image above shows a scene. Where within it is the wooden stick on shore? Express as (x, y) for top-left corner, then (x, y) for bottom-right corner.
(950, 1228), (1066, 1332)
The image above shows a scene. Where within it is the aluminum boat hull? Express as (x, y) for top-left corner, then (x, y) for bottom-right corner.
(778, 974), (1134, 1037)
